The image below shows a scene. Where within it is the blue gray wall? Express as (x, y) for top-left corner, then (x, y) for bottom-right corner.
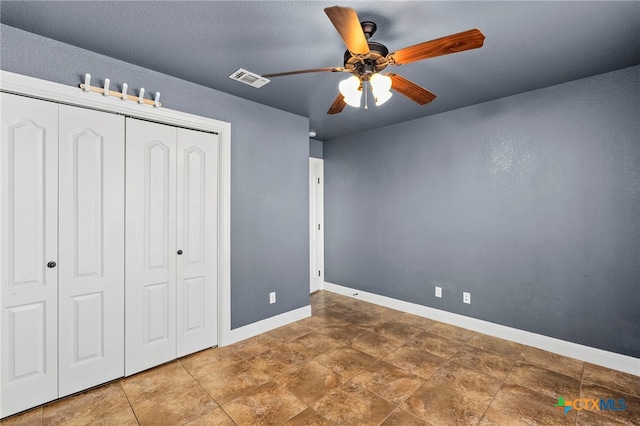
(0, 25), (310, 329)
(309, 138), (323, 159)
(324, 66), (640, 358)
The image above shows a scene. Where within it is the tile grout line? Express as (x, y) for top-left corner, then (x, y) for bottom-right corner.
(117, 379), (141, 426)
(463, 343), (520, 425)
(175, 357), (229, 424)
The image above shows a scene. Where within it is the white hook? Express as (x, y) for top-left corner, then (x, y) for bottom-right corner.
(84, 73), (91, 92)
(103, 78), (110, 96)
(121, 83), (128, 100)
(138, 88), (145, 104)
(154, 92), (161, 107)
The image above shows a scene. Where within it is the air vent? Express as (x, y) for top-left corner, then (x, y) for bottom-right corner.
(229, 69), (270, 88)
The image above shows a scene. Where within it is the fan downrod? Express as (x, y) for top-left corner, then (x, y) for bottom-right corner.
(360, 21), (377, 40)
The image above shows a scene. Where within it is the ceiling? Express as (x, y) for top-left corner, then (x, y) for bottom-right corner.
(1, 1), (639, 141)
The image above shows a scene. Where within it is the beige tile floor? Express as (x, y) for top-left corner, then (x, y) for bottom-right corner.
(2, 291), (638, 425)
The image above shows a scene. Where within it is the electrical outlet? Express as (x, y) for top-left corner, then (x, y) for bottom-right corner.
(269, 292), (276, 304)
(435, 286), (442, 298)
(463, 292), (471, 304)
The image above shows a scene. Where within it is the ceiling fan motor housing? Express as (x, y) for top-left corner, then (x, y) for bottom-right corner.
(343, 41), (390, 78)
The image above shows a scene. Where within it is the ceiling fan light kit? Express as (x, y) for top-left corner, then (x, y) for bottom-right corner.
(263, 5), (485, 114)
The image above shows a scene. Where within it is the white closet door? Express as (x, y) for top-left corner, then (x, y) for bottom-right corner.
(176, 129), (218, 356)
(0, 94), (59, 417)
(57, 105), (125, 396)
(125, 118), (177, 375)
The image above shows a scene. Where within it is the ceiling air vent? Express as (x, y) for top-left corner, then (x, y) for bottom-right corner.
(229, 69), (270, 88)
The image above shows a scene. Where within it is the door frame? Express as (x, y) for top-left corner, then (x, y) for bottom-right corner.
(309, 158), (324, 293)
(0, 71), (233, 346)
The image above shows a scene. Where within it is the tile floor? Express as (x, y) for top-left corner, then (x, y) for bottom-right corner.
(2, 291), (638, 425)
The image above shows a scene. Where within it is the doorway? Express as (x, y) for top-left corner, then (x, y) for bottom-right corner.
(309, 158), (324, 293)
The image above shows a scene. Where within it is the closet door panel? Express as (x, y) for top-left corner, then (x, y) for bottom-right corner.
(125, 119), (176, 375)
(0, 93), (58, 417)
(176, 129), (218, 356)
(57, 105), (125, 397)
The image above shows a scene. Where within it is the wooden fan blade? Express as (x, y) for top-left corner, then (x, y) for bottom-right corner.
(387, 73), (436, 105)
(263, 67), (344, 78)
(324, 6), (370, 55)
(390, 29), (485, 65)
(327, 93), (347, 114)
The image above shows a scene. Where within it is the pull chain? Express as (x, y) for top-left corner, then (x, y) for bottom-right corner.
(364, 80), (369, 110)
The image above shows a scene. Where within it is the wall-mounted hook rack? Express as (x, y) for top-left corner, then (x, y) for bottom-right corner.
(79, 73), (161, 107)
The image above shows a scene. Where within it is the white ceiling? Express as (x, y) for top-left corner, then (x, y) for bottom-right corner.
(2, 1), (639, 140)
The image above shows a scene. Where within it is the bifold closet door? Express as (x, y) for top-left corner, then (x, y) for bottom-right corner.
(57, 105), (125, 397)
(125, 119), (218, 375)
(125, 118), (177, 375)
(0, 93), (59, 416)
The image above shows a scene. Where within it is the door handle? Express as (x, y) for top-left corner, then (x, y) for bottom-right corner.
(177, 250), (183, 255)
(47, 261), (57, 268)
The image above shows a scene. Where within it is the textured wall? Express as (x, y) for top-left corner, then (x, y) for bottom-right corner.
(309, 138), (323, 159)
(1, 24), (310, 329)
(324, 66), (640, 357)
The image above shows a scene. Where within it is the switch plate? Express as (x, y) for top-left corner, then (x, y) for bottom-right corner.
(269, 292), (276, 304)
(435, 286), (442, 298)
(463, 292), (471, 304)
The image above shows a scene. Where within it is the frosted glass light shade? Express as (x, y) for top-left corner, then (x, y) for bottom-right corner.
(370, 73), (392, 106)
(370, 73), (392, 93)
(339, 75), (362, 107)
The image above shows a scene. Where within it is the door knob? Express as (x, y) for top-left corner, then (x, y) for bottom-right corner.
(177, 250), (183, 255)
(47, 261), (57, 268)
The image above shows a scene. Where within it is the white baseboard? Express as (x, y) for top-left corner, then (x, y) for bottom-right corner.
(226, 305), (312, 345)
(324, 282), (639, 377)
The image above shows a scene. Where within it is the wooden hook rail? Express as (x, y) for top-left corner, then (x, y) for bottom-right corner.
(79, 74), (162, 107)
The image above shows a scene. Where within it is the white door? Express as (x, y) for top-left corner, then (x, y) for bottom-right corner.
(125, 119), (177, 375)
(309, 158), (324, 293)
(57, 105), (125, 396)
(176, 128), (218, 356)
(0, 94), (59, 417)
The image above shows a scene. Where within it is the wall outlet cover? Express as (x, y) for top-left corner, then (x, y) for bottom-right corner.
(435, 286), (442, 298)
(463, 292), (471, 304)
(269, 292), (276, 304)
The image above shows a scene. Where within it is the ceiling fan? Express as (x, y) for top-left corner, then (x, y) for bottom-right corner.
(263, 5), (485, 114)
